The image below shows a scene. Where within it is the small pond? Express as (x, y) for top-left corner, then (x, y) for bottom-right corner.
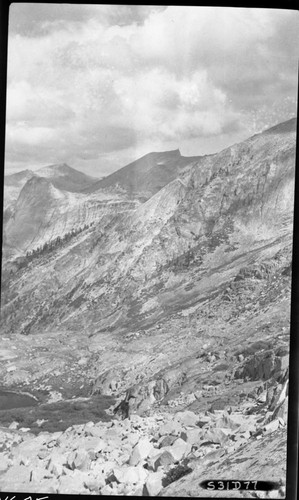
(0, 390), (38, 410)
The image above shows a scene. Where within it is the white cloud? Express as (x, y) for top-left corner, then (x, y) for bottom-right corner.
(5, 5), (299, 176)
(6, 123), (57, 145)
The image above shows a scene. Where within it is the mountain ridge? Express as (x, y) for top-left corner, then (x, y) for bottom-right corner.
(3, 163), (100, 212)
(82, 148), (203, 199)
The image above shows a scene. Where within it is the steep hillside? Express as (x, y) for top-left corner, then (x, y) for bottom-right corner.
(2, 174), (138, 261)
(83, 149), (202, 200)
(0, 118), (296, 496)
(3, 169), (35, 210)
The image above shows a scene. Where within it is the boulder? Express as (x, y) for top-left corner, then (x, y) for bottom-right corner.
(85, 425), (106, 438)
(105, 427), (120, 440)
(82, 436), (107, 454)
(174, 410), (199, 427)
(116, 378), (168, 418)
(145, 470), (164, 496)
(38, 448), (50, 460)
(269, 379), (289, 412)
(149, 450), (176, 471)
(159, 421), (183, 437)
(133, 484), (148, 496)
(84, 473), (106, 492)
(197, 415), (212, 428)
(0, 464), (31, 483)
(263, 419), (280, 434)
(202, 428), (230, 446)
(126, 432), (140, 447)
(46, 451), (68, 473)
(10, 439), (44, 466)
(50, 462), (65, 477)
(113, 465), (148, 484)
(164, 438), (192, 462)
(67, 449), (91, 471)
(8, 421), (19, 430)
(214, 412), (242, 430)
(159, 434), (177, 448)
(272, 396), (288, 424)
(58, 471), (89, 494)
(30, 466), (53, 483)
(129, 437), (154, 466)
(180, 428), (202, 445)
(235, 350), (289, 382)
(100, 483), (118, 495)
(129, 414), (144, 427)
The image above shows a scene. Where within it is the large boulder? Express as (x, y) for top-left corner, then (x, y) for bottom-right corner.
(66, 449), (91, 471)
(148, 450), (176, 471)
(174, 410), (199, 427)
(235, 349), (289, 382)
(58, 470), (90, 494)
(163, 438), (192, 462)
(145, 470), (164, 496)
(202, 428), (230, 446)
(113, 465), (148, 484)
(0, 464), (31, 491)
(119, 378), (169, 417)
(180, 428), (202, 445)
(129, 437), (155, 465)
(158, 420), (183, 437)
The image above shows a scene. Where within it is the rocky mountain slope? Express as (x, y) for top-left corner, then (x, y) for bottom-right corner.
(83, 149), (202, 200)
(0, 117), (296, 496)
(2, 166), (136, 261)
(4, 163), (99, 210)
(3, 169), (34, 210)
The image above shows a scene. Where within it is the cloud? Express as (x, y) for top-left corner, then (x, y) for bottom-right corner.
(5, 5), (299, 176)
(113, 68), (235, 142)
(8, 4), (168, 36)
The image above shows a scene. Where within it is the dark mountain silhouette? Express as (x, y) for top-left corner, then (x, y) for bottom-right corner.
(82, 149), (203, 199)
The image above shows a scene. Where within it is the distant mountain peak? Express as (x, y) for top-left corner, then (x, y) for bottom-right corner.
(83, 147), (195, 198)
(37, 163), (76, 177)
(147, 148), (181, 158)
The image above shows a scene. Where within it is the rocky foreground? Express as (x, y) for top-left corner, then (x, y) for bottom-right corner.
(0, 371), (288, 497)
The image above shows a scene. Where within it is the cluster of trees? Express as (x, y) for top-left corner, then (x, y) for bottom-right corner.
(15, 223), (94, 270)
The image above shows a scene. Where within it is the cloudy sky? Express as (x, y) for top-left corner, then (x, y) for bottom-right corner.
(5, 4), (299, 177)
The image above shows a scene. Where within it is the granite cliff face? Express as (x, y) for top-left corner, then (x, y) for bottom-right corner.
(4, 169), (35, 210)
(3, 163), (98, 211)
(0, 118), (296, 496)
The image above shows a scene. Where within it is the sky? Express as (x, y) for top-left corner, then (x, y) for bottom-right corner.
(5, 4), (299, 178)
